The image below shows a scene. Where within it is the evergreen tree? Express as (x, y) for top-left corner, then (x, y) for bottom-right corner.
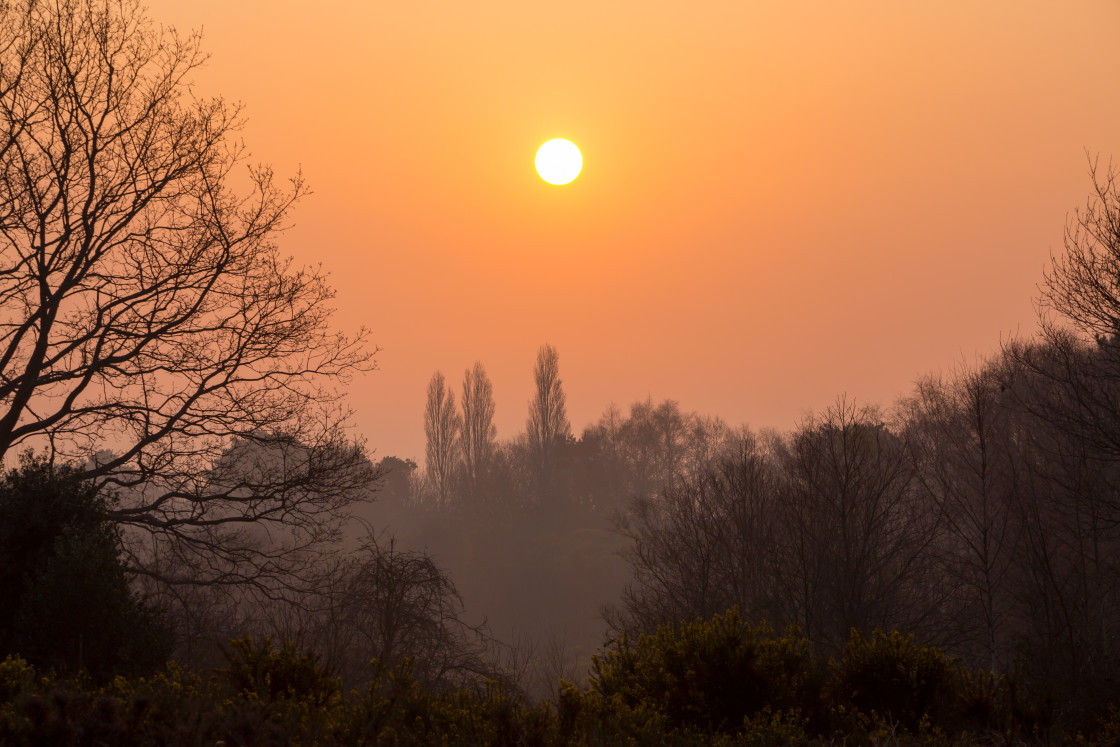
(0, 454), (172, 680)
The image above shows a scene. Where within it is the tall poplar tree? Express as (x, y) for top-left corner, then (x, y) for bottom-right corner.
(527, 344), (571, 498)
(424, 372), (461, 507)
(461, 362), (496, 500)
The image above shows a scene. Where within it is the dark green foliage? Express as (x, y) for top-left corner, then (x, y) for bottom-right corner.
(572, 611), (1057, 744)
(217, 636), (341, 704)
(0, 656), (33, 704)
(832, 629), (959, 731)
(0, 454), (172, 681)
(0, 647), (558, 746)
(0, 622), (1117, 744)
(588, 609), (824, 733)
(0, 455), (103, 635)
(351, 659), (556, 746)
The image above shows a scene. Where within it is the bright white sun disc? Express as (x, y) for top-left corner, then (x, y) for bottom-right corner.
(535, 139), (582, 185)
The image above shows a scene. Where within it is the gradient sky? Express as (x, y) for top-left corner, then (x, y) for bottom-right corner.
(149, 0), (1120, 462)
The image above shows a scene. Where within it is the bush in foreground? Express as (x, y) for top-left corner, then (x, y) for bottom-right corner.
(1, 615), (1116, 744)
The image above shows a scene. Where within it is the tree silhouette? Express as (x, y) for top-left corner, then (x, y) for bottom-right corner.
(901, 365), (1017, 671)
(0, 453), (172, 679)
(779, 400), (942, 651)
(527, 344), (570, 499)
(460, 361), (496, 502)
(1026, 162), (1120, 461)
(424, 371), (460, 508)
(0, 0), (376, 593)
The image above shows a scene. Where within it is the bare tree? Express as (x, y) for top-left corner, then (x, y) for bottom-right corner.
(777, 399), (943, 651)
(424, 371), (460, 508)
(608, 432), (783, 636)
(330, 538), (489, 687)
(0, 0), (376, 593)
(901, 364), (1017, 671)
(1004, 163), (1120, 711)
(616, 398), (684, 499)
(1041, 161), (1120, 343)
(460, 361), (496, 501)
(999, 339), (1120, 718)
(572, 404), (629, 513)
(527, 343), (570, 498)
(211, 537), (493, 689)
(616, 398), (728, 499)
(1021, 161), (1120, 461)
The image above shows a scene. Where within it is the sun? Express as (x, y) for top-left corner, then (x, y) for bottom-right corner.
(535, 139), (582, 185)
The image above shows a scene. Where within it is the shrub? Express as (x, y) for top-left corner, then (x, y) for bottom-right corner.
(0, 655), (34, 704)
(832, 629), (959, 732)
(587, 608), (824, 735)
(217, 636), (340, 705)
(351, 659), (555, 746)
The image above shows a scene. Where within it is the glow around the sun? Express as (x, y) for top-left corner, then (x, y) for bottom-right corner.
(535, 139), (583, 185)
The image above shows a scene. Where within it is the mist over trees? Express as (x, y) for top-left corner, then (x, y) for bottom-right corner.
(8, 0), (1120, 742)
(365, 165), (1120, 733)
(586, 166), (1120, 734)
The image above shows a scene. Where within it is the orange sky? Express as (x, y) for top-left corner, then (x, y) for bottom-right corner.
(149, 0), (1120, 462)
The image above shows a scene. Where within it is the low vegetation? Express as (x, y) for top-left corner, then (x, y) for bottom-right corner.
(2, 611), (1118, 745)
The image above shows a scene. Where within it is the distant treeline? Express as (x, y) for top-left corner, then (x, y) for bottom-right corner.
(362, 169), (1120, 737)
(379, 332), (1120, 734)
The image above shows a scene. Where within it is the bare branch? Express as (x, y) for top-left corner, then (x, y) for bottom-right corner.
(0, 0), (377, 592)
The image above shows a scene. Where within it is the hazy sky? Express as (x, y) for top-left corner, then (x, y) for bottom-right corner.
(149, 0), (1120, 461)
